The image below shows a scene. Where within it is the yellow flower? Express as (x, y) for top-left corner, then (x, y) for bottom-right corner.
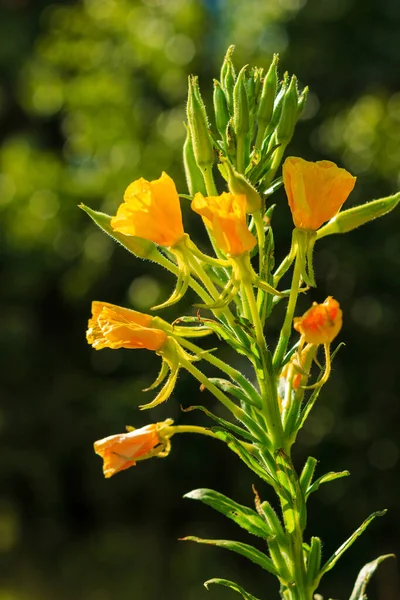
(87, 301), (168, 351)
(191, 192), (256, 256)
(94, 424), (161, 478)
(283, 157), (356, 230)
(111, 172), (184, 247)
(293, 296), (343, 345)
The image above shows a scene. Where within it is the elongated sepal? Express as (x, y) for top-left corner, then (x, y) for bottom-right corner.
(139, 360), (179, 410)
(195, 280), (239, 310)
(184, 488), (272, 538)
(319, 511), (387, 578)
(181, 536), (278, 576)
(142, 359), (169, 392)
(306, 470), (350, 500)
(183, 124), (207, 196)
(306, 537), (322, 588)
(349, 554), (395, 600)
(79, 204), (156, 259)
(204, 578), (261, 600)
(151, 248), (191, 310)
(317, 193), (400, 239)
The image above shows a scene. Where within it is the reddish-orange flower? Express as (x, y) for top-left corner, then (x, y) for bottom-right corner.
(293, 296), (343, 345)
(94, 424), (161, 478)
(283, 157), (356, 230)
(111, 172), (184, 247)
(191, 192), (256, 256)
(87, 301), (168, 351)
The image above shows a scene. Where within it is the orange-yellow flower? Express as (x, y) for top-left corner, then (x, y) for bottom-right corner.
(191, 192), (256, 256)
(283, 157), (356, 230)
(293, 296), (343, 345)
(111, 172), (184, 247)
(87, 301), (168, 351)
(94, 424), (161, 478)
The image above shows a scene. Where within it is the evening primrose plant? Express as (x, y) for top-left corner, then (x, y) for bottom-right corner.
(82, 47), (398, 600)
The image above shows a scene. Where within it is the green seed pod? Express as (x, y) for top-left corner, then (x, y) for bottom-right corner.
(213, 79), (230, 140)
(186, 75), (214, 169)
(276, 75), (299, 144)
(297, 85), (309, 119)
(223, 159), (261, 213)
(183, 124), (207, 196)
(317, 193), (400, 239)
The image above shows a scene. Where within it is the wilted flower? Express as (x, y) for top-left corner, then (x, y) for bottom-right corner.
(293, 296), (342, 345)
(283, 157), (356, 230)
(191, 192), (256, 256)
(111, 172), (184, 247)
(87, 301), (168, 351)
(94, 422), (171, 478)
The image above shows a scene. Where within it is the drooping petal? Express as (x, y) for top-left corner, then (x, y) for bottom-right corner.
(293, 296), (343, 345)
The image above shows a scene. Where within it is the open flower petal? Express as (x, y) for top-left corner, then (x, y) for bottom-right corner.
(191, 192), (256, 256)
(111, 172), (184, 247)
(283, 157), (356, 230)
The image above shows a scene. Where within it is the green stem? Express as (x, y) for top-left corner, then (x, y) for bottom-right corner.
(236, 135), (245, 173)
(273, 251), (302, 371)
(169, 425), (219, 439)
(201, 165), (217, 196)
(242, 280), (284, 449)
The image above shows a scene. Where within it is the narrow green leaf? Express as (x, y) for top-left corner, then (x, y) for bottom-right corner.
(349, 554), (395, 600)
(204, 578), (261, 600)
(320, 511), (387, 577)
(299, 456), (318, 496)
(306, 471), (350, 500)
(259, 501), (286, 542)
(182, 404), (256, 442)
(184, 488), (272, 539)
(306, 537), (322, 587)
(182, 536), (277, 575)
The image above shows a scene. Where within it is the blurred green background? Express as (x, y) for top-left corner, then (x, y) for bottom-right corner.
(1, 0), (399, 598)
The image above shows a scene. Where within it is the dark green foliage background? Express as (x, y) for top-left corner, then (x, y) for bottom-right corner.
(0, 0), (399, 598)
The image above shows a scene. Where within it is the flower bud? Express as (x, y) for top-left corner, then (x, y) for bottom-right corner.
(233, 65), (250, 138)
(223, 159), (261, 213)
(276, 75), (299, 144)
(220, 45), (236, 111)
(187, 76), (214, 169)
(257, 54), (278, 144)
(183, 124), (207, 196)
(317, 193), (400, 239)
(213, 80), (230, 140)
